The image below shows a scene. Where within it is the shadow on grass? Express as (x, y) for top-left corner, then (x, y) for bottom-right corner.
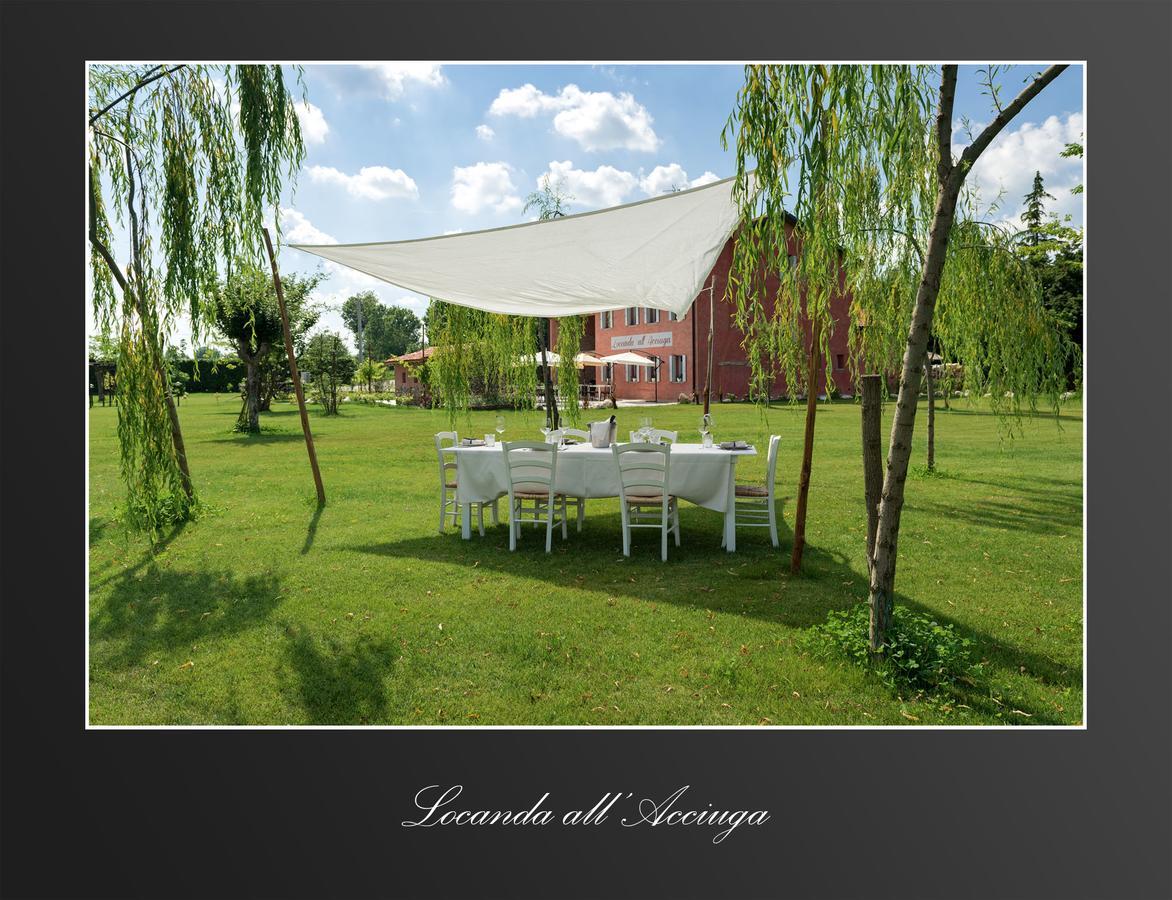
(302, 504), (324, 555)
(351, 499), (1080, 723)
(914, 472), (1081, 537)
(204, 432), (307, 446)
(90, 564), (284, 670)
(278, 625), (398, 724)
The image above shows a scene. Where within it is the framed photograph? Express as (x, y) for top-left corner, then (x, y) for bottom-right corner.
(2, 1), (1169, 898)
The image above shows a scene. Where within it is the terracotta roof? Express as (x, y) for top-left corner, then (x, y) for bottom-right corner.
(386, 346), (437, 365)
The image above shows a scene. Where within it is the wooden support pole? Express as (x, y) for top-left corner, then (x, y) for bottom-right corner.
(703, 277), (715, 416)
(860, 375), (883, 571)
(262, 228), (326, 507)
(925, 350), (936, 471)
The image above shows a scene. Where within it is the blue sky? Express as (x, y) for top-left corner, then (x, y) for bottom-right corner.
(166, 63), (1089, 348)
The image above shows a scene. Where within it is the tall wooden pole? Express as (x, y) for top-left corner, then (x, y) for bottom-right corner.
(925, 349), (936, 470)
(262, 228), (326, 507)
(703, 277), (715, 415)
(860, 375), (883, 571)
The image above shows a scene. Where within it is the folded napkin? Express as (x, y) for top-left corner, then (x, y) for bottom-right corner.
(719, 440), (751, 450)
(461, 438), (486, 447)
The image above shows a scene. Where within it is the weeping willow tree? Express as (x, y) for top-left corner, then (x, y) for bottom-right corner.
(89, 64), (306, 533)
(724, 63), (1071, 649)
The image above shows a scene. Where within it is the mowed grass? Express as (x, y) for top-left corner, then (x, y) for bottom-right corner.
(88, 393), (1083, 726)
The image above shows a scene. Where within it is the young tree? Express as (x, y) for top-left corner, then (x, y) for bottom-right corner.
(356, 358), (388, 392)
(301, 332), (356, 415)
(523, 177), (580, 428)
(725, 64), (1071, 648)
(88, 64), (305, 531)
(210, 267), (323, 431)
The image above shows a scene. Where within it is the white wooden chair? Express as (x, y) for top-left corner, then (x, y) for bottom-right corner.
(560, 428), (590, 444)
(434, 432), (497, 536)
(503, 441), (568, 553)
(628, 428), (677, 444)
(723, 434), (781, 548)
(612, 442), (679, 562)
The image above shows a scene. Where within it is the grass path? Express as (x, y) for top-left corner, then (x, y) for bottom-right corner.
(88, 393), (1083, 725)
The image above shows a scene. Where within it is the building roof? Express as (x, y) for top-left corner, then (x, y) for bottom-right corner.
(386, 346), (437, 365)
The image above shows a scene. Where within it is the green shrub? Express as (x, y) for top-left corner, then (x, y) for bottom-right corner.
(802, 602), (982, 697)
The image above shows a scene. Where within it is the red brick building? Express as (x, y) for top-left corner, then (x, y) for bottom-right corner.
(552, 225), (856, 403)
(386, 346), (436, 400)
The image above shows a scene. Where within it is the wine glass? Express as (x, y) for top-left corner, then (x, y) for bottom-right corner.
(640, 414), (652, 443)
(540, 423), (551, 443)
(495, 414), (506, 442)
(699, 412), (713, 446)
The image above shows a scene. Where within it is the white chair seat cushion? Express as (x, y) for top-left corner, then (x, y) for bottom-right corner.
(734, 484), (768, 497)
(514, 489), (562, 500)
(446, 480), (458, 489)
(626, 493), (675, 504)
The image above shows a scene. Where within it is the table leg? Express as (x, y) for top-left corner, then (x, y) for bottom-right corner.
(724, 459), (737, 553)
(461, 502), (472, 540)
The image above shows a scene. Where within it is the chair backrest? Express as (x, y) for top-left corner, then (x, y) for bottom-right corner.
(434, 431), (458, 485)
(766, 434), (781, 495)
(651, 428), (677, 444)
(611, 442), (671, 511)
(561, 428), (590, 444)
(503, 440), (559, 499)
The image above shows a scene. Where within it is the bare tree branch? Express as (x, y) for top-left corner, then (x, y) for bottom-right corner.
(89, 64), (185, 126)
(959, 65), (1069, 172)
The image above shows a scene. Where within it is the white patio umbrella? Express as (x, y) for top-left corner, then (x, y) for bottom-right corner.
(599, 351), (658, 366)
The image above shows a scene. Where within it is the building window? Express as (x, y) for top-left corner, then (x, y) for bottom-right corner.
(626, 364), (640, 383)
(625, 307), (639, 326)
(787, 254), (798, 268)
(835, 353), (845, 371)
(669, 354), (686, 383)
(648, 358), (660, 382)
(600, 310), (613, 329)
(668, 310), (683, 321)
(645, 308), (660, 324)
(603, 363), (613, 383)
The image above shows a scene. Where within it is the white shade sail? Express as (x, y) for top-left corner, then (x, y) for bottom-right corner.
(290, 175), (744, 318)
(600, 351), (659, 367)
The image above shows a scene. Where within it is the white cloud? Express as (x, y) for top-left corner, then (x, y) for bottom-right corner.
(295, 101), (329, 145)
(307, 165), (419, 201)
(358, 63), (446, 99)
(954, 111), (1084, 225)
(279, 208), (337, 245)
(450, 162), (522, 214)
(489, 83), (660, 152)
(638, 164), (722, 195)
(475, 124), (495, 141)
(540, 160), (637, 209)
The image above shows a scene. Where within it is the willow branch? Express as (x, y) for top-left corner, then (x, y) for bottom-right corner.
(959, 65), (1068, 171)
(88, 166), (129, 295)
(89, 64), (185, 126)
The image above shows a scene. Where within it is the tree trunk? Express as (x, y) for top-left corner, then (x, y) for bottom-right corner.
(540, 320), (559, 429)
(237, 343), (267, 433)
(866, 63), (1066, 652)
(860, 375), (883, 571)
(925, 351), (935, 470)
(790, 319), (822, 574)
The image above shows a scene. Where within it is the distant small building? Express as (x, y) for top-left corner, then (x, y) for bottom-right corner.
(386, 346), (436, 400)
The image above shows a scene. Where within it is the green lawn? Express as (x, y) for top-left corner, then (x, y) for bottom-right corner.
(88, 392), (1083, 726)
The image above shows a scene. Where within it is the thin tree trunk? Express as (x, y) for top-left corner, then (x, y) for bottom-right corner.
(262, 227), (326, 506)
(925, 351), (935, 470)
(860, 375), (883, 570)
(540, 321), (559, 429)
(238, 347), (264, 433)
(790, 318), (822, 574)
(867, 63), (1066, 652)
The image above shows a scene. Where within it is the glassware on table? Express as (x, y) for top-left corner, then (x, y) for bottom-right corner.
(485, 433), (496, 447)
(495, 414), (506, 442)
(540, 424), (551, 443)
(699, 412), (714, 445)
(639, 415), (653, 442)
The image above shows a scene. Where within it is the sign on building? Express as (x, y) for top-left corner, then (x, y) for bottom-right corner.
(610, 331), (673, 350)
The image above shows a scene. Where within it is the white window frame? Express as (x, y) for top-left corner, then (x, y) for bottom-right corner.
(645, 307), (660, 325)
(625, 307), (639, 326)
(648, 358), (660, 382)
(670, 354), (686, 383)
(626, 364), (640, 383)
(600, 310), (613, 329)
(668, 310), (682, 322)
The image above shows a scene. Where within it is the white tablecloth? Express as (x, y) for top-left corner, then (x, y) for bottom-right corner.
(453, 443), (755, 512)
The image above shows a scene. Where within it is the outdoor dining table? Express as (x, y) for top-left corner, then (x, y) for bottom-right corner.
(451, 442), (758, 552)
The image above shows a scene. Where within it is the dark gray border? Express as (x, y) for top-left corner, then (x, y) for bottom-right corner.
(3, 2), (1170, 898)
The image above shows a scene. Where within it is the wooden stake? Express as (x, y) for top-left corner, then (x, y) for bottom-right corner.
(262, 228), (326, 507)
(703, 277), (715, 415)
(860, 375), (883, 571)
